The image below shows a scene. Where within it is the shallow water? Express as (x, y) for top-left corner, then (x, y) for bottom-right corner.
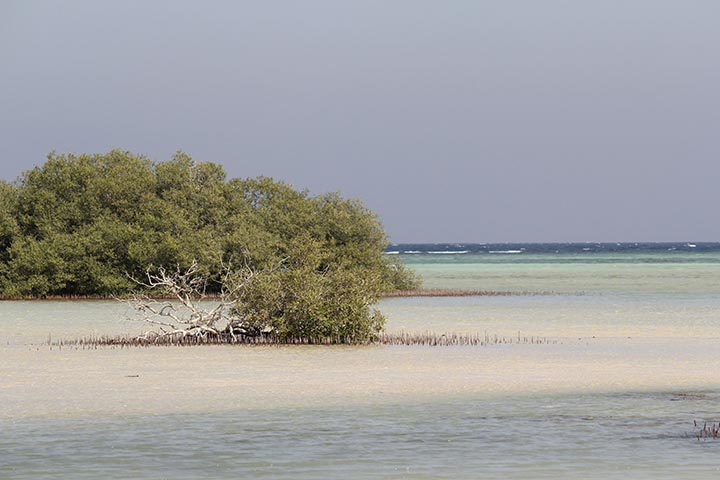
(4, 392), (720, 479)
(403, 252), (720, 294)
(3, 249), (720, 478)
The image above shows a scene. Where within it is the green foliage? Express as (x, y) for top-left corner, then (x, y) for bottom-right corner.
(231, 235), (387, 342)
(382, 259), (423, 291)
(0, 150), (421, 340)
(0, 181), (18, 254)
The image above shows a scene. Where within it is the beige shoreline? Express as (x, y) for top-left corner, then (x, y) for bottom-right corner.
(3, 336), (720, 421)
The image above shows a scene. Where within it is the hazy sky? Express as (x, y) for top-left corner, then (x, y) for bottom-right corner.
(1, 1), (719, 242)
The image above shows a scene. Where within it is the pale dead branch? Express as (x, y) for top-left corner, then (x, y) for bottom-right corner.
(124, 260), (254, 341)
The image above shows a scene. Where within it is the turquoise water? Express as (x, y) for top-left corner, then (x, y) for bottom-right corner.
(4, 393), (720, 479)
(3, 247), (720, 478)
(400, 251), (720, 294)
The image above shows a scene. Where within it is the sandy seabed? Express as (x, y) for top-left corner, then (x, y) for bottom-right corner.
(3, 336), (719, 420)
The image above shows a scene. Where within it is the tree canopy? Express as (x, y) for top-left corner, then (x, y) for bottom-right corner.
(0, 150), (420, 341)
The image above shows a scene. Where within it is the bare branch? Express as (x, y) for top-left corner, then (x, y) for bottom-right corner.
(123, 259), (266, 341)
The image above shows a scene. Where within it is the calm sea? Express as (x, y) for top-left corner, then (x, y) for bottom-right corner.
(2, 243), (720, 479)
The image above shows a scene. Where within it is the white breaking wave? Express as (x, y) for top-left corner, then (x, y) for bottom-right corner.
(489, 250), (523, 254)
(403, 250), (422, 254)
(384, 251), (400, 255)
(428, 250), (469, 254)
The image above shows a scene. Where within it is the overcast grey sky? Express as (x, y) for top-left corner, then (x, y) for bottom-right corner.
(1, 1), (719, 242)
